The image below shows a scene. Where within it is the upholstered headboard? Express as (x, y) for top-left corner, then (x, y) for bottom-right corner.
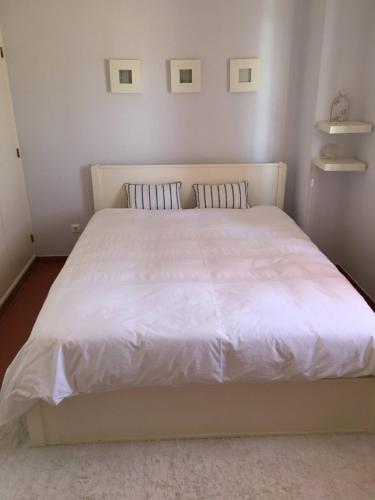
(91, 163), (287, 211)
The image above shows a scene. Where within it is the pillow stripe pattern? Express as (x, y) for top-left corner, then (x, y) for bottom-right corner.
(193, 181), (248, 209)
(125, 182), (182, 209)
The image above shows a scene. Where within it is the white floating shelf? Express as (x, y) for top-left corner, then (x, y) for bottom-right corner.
(313, 157), (367, 172)
(317, 121), (373, 134)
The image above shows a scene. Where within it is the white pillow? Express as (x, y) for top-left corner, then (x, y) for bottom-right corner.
(125, 182), (182, 209)
(193, 181), (248, 209)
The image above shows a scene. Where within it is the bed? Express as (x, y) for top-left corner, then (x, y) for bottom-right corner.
(1, 162), (375, 446)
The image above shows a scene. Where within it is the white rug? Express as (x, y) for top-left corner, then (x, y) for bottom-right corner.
(1, 420), (375, 500)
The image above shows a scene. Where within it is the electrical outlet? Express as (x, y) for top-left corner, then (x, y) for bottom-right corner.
(70, 223), (81, 233)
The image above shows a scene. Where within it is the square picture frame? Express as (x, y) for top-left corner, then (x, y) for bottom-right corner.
(229, 58), (260, 92)
(109, 59), (142, 93)
(170, 59), (201, 93)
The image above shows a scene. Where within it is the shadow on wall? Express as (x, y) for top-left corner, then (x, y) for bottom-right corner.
(248, 0), (277, 162)
(80, 165), (95, 217)
(35, 165), (94, 256)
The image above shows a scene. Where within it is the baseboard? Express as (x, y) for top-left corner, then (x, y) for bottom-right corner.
(0, 255), (36, 312)
(336, 265), (375, 311)
(35, 256), (68, 263)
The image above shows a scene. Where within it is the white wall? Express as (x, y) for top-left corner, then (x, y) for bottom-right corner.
(0, 0), (299, 255)
(291, 0), (375, 278)
(307, 0), (373, 262)
(1, 0), (374, 297)
(288, 0), (327, 231)
(339, 9), (375, 299)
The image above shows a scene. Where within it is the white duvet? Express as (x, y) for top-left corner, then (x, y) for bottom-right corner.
(1, 207), (375, 424)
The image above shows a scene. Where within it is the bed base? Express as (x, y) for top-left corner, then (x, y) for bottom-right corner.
(26, 378), (375, 446)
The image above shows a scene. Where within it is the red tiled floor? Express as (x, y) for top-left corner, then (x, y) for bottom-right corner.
(0, 261), (64, 382)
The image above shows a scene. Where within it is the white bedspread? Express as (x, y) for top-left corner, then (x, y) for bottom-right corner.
(1, 207), (375, 424)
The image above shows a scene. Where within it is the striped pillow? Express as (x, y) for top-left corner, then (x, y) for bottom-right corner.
(125, 182), (182, 210)
(193, 181), (248, 209)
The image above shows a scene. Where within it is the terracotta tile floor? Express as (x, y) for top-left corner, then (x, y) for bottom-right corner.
(0, 261), (64, 383)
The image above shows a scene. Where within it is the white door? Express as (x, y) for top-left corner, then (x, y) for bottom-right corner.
(0, 27), (34, 301)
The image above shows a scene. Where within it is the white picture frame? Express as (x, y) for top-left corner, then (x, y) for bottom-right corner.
(170, 59), (201, 93)
(229, 58), (260, 92)
(109, 59), (142, 93)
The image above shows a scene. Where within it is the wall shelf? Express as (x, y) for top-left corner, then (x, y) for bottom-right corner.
(316, 121), (373, 134)
(313, 157), (367, 172)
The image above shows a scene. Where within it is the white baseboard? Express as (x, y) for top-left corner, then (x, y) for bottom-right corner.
(0, 255), (36, 308)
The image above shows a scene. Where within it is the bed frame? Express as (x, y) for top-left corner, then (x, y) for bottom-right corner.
(26, 162), (375, 446)
(91, 162), (287, 210)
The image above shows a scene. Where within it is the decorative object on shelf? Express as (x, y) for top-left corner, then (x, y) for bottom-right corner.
(314, 144), (366, 172)
(320, 143), (339, 160)
(314, 92), (372, 173)
(109, 59), (142, 93)
(170, 60), (201, 93)
(317, 121), (373, 134)
(229, 58), (260, 92)
(330, 91), (350, 122)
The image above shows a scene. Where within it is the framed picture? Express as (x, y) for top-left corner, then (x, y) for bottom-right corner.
(170, 59), (201, 93)
(229, 58), (260, 92)
(109, 59), (142, 93)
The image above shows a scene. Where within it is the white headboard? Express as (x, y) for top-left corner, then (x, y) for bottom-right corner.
(91, 163), (287, 211)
